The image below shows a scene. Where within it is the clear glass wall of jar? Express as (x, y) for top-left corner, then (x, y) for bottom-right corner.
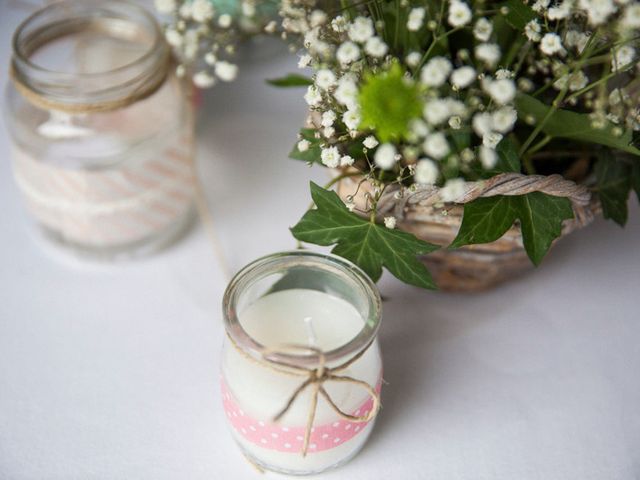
(221, 251), (383, 475)
(4, 0), (196, 259)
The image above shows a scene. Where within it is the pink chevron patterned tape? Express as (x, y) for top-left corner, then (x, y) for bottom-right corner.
(221, 377), (382, 454)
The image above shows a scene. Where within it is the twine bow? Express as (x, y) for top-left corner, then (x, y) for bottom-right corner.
(229, 334), (381, 457)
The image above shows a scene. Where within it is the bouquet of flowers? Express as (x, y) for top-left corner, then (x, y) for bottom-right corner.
(155, 0), (280, 87)
(280, 0), (640, 289)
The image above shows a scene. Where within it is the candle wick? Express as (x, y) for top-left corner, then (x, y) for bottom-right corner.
(303, 317), (318, 347)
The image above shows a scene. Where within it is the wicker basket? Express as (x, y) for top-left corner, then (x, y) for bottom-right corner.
(337, 172), (600, 292)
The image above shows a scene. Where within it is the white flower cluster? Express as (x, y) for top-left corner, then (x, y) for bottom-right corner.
(282, 0), (519, 200)
(156, 0), (275, 87)
(521, 0), (640, 130)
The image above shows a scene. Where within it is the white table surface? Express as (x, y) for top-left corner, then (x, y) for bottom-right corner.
(1, 3), (639, 479)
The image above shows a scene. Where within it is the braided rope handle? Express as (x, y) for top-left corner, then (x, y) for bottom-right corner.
(374, 173), (595, 227)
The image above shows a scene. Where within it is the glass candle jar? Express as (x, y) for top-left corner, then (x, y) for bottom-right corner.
(4, 0), (196, 259)
(221, 251), (383, 475)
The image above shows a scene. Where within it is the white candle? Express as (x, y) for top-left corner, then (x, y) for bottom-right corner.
(222, 283), (382, 475)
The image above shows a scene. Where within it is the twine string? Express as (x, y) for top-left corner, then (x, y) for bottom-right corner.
(227, 333), (381, 457)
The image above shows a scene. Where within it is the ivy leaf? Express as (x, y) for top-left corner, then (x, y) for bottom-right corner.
(595, 157), (632, 226)
(518, 192), (574, 265)
(289, 128), (322, 164)
(267, 74), (313, 87)
(450, 193), (573, 265)
(501, 0), (536, 30)
(515, 94), (640, 156)
(291, 182), (439, 289)
(449, 196), (519, 248)
(632, 161), (640, 202)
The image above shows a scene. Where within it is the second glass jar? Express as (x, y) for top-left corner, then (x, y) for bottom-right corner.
(4, 0), (196, 259)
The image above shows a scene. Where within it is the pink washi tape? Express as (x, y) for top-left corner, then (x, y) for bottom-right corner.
(221, 378), (382, 453)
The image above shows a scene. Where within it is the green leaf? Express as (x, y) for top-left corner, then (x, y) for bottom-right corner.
(595, 157), (632, 226)
(501, 0), (536, 30)
(291, 182), (439, 289)
(289, 128), (322, 164)
(492, 137), (522, 174)
(632, 161), (640, 202)
(450, 192), (573, 265)
(518, 192), (574, 265)
(449, 196), (519, 248)
(515, 94), (640, 156)
(267, 74), (313, 87)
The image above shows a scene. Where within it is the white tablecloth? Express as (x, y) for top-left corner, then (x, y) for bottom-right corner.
(1, 3), (639, 479)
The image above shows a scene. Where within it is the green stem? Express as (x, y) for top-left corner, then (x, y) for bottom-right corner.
(520, 31), (600, 157)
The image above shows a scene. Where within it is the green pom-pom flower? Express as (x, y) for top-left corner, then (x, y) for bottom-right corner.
(358, 64), (424, 143)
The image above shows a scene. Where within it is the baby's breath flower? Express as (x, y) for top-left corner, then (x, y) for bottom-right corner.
(298, 54), (312, 68)
(548, 1), (573, 19)
(423, 132), (451, 159)
(309, 10), (328, 27)
(448, 0), (473, 27)
(406, 51), (422, 67)
(336, 41), (361, 65)
(191, 0), (214, 23)
(193, 71), (215, 88)
(363, 136), (379, 149)
(532, 0), (551, 12)
(343, 109), (362, 130)
(472, 112), (493, 136)
(331, 15), (348, 33)
(374, 143), (398, 169)
(482, 132), (503, 149)
(365, 37), (389, 58)
(218, 14), (233, 28)
(340, 155), (355, 167)
(321, 146), (341, 168)
(297, 139), (310, 152)
(316, 69), (337, 90)
(409, 119), (431, 139)
(384, 216), (397, 229)
(165, 28), (183, 47)
(415, 158), (439, 184)
(321, 110), (337, 127)
(579, 0), (618, 25)
(485, 78), (516, 105)
(491, 107), (518, 133)
(475, 43), (501, 68)
(348, 17), (375, 43)
(407, 7), (426, 31)
(479, 146), (498, 168)
(334, 76), (359, 108)
(420, 56), (453, 87)
(440, 178), (466, 202)
(450, 66), (476, 89)
(304, 85), (322, 106)
(215, 61), (238, 82)
(622, 4), (640, 28)
(611, 45), (636, 70)
(473, 18), (493, 41)
(540, 33), (564, 55)
(525, 20), (542, 42)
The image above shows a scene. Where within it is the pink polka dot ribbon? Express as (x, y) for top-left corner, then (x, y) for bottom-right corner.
(221, 377), (382, 453)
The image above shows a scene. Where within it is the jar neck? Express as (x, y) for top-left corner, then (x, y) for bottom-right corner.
(11, 0), (170, 113)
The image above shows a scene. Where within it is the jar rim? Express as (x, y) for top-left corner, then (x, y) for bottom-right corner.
(222, 251), (382, 367)
(10, 0), (170, 112)
(12, 0), (164, 78)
